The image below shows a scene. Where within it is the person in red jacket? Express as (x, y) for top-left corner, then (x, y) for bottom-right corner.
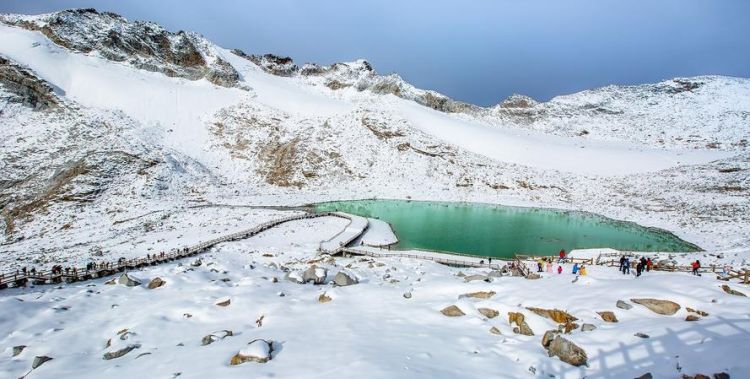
(558, 249), (566, 263)
(691, 260), (701, 275)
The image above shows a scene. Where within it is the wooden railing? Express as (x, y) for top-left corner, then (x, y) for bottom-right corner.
(340, 248), (505, 270)
(0, 212), (343, 290)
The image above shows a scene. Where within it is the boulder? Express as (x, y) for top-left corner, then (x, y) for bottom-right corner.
(478, 308), (499, 318)
(284, 271), (304, 284)
(403, 292), (412, 299)
(191, 259), (202, 267)
(545, 335), (588, 366)
(686, 307), (709, 317)
(318, 293), (332, 303)
(541, 330), (559, 348)
(488, 270), (504, 278)
(464, 274), (490, 282)
(440, 305), (465, 317)
(215, 298), (231, 307)
(526, 272), (541, 280)
(201, 330), (233, 346)
(301, 265), (327, 284)
(489, 326), (502, 335)
(117, 273), (141, 287)
(713, 372), (730, 379)
(230, 339), (273, 365)
(616, 300), (633, 310)
(460, 291), (496, 299)
(685, 314), (701, 322)
(581, 323), (597, 332)
(630, 298), (681, 315)
(721, 284), (746, 297)
(333, 271), (358, 286)
(12, 345), (26, 357)
(147, 277), (166, 289)
(103, 344), (140, 360)
(635, 373), (653, 379)
(597, 311), (618, 323)
(634, 332), (650, 339)
(560, 322), (579, 334)
(526, 307), (578, 324)
(32, 355), (53, 369)
(508, 312), (534, 336)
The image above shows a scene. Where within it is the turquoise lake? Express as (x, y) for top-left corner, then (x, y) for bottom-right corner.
(314, 200), (701, 258)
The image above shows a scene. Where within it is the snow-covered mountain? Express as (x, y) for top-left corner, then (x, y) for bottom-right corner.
(0, 8), (748, 266)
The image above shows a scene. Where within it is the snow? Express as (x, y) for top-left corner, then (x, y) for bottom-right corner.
(238, 339), (270, 359)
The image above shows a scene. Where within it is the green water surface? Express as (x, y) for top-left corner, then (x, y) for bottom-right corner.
(314, 199), (700, 258)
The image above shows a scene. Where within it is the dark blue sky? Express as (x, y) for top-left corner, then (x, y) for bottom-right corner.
(2, 0), (749, 105)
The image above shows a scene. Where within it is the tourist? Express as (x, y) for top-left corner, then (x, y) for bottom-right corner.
(636, 260), (643, 277)
(692, 260), (701, 275)
(646, 258), (653, 272)
(640, 257), (648, 273)
(488, 257), (492, 268)
(537, 259), (544, 273)
(622, 257), (631, 275)
(558, 249), (566, 263)
(619, 255), (625, 271)
(546, 260), (553, 273)
(572, 263), (579, 275)
(579, 265), (587, 276)
(557, 265), (563, 274)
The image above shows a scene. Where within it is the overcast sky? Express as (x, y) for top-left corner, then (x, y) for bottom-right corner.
(1, 0), (749, 106)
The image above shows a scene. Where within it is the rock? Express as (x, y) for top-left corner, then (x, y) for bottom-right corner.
(597, 311), (618, 323)
(12, 345), (26, 357)
(32, 355), (53, 369)
(440, 305), (465, 317)
(526, 272), (541, 280)
(318, 293), (332, 303)
(230, 339), (273, 365)
(686, 307), (709, 317)
(403, 292), (412, 299)
(201, 330), (233, 346)
(560, 322), (579, 334)
(713, 372), (730, 379)
(456, 271), (466, 277)
(630, 298), (681, 315)
(333, 271), (358, 286)
(541, 330), (559, 348)
(301, 265), (327, 284)
(460, 291), (496, 299)
(489, 326), (502, 335)
(478, 308), (499, 318)
(215, 298), (231, 307)
(581, 323), (597, 332)
(721, 284), (746, 297)
(616, 300), (633, 310)
(635, 373), (653, 379)
(104, 279), (116, 285)
(488, 270), (504, 278)
(103, 344), (140, 360)
(508, 312), (534, 336)
(685, 314), (701, 322)
(526, 307), (578, 324)
(634, 332), (650, 338)
(545, 335), (588, 366)
(147, 277), (166, 289)
(464, 274), (490, 282)
(117, 273), (141, 287)
(191, 259), (202, 267)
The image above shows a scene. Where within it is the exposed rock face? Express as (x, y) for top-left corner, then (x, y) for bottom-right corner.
(498, 94), (539, 109)
(508, 312), (534, 336)
(117, 273), (141, 287)
(440, 305), (465, 317)
(630, 298), (681, 315)
(232, 50), (298, 77)
(544, 335), (588, 366)
(478, 308), (499, 319)
(147, 277), (165, 289)
(526, 307), (578, 324)
(103, 344), (140, 360)
(616, 300), (633, 310)
(721, 284), (746, 296)
(230, 339), (273, 365)
(32, 355), (53, 369)
(597, 311), (618, 323)
(333, 271), (358, 286)
(0, 56), (59, 110)
(1, 9), (239, 87)
(460, 291), (496, 299)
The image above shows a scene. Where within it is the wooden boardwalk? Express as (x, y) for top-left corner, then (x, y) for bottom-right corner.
(0, 211), (352, 290)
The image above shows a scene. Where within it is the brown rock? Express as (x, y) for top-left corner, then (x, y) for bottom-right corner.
(526, 307), (578, 324)
(215, 298), (231, 307)
(441, 305), (465, 317)
(597, 311), (618, 323)
(478, 308), (499, 319)
(318, 293), (332, 303)
(630, 298), (681, 315)
(508, 312), (534, 335)
(685, 314), (701, 322)
(103, 344), (140, 360)
(541, 330), (559, 348)
(721, 285), (746, 297)
(230, 339), (273, 365)
(686, 307), (709, 317)
(561, 322), (579, 334)
(489, 326), (502, 335)
(460, 291), (496, 299)
(147, 277), (166, 289)
(546, 335), (588, 366)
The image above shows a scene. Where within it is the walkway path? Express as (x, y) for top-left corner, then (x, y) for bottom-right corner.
(0, 211), (363, 290)
(319, 213), (369, 254)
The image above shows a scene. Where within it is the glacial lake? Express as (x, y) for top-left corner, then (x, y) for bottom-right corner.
(314, 199), (701, 258)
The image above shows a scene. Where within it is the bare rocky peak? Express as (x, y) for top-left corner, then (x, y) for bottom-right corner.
(0, 55), (59, 110)
(0, 8), (239, 87)
(497, 94), (538, 109)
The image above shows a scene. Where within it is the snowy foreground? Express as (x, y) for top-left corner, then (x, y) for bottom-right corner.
(2, 217), (749, 379)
